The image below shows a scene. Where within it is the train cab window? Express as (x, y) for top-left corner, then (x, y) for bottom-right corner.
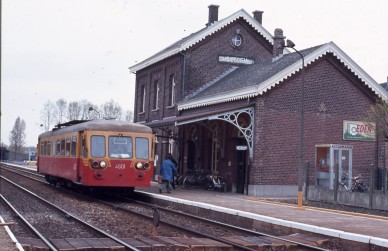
(91, 135), (106, 158)
(108, 136), (132, 159)
(61, 139), (66, 156)
(71, 136), (77, 157)
(135, 137), (149, 159)
(65, 138), (71, 157)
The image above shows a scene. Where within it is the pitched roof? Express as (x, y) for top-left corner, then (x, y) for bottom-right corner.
(128, 9), (275, 73)
(178, 42), (388, 111)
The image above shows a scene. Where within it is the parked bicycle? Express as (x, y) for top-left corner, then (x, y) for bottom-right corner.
(176, 169), (207, 189)
(177, 169), (226, 191)
(338, 173), (368, 193)
(205, 173), (225, 191)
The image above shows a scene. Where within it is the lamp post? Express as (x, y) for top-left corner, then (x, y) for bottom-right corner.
(284, 39), (305, 210)
(88, 107), (101, 119)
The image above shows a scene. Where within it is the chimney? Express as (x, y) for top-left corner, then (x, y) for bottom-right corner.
(273, 28), (285, 57)
(207, 5), (219, 26)
(252, 10), (264, 24)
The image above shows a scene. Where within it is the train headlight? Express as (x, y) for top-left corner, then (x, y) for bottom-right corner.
(92, 160), (100, 168)
(143, 162), (150, 170)
(135, 162), (143, 169)
(134, 161), (150, 170)
(100, 161), (107, 168)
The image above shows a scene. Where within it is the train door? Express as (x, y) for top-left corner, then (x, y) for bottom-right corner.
(77, 132), (86, 184)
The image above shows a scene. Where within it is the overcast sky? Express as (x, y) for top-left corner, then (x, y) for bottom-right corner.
(2, 0), (388, 147)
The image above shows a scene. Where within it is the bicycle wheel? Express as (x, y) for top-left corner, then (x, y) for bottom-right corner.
(176, 176), (184, 188)
(182, 178), (191, 190)
(338, 183), (348, 191)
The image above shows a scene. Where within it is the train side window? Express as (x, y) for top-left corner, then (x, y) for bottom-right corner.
(135, 137), (149, 159)
(40, 142), (44, 156)
(56, 139), (61, 156)
(61, 139), (65, 156)
(43, 141), (47, 156)
(47, 141), (51, 156)
(52, 140), (56, 156)
(71, 136), (77, 157)
(91, 135), (106, 158)
(65, 138), (71, 157)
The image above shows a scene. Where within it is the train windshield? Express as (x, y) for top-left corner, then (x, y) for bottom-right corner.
(91, 136), (106, 158)
(108, 136), (132, 159)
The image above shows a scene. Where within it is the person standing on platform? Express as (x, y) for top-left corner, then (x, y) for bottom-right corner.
(171, 157), (178, 189)
(158, 154), (177, 193)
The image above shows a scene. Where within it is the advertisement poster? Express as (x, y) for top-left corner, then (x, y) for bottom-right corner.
(343, 120), (375, 141)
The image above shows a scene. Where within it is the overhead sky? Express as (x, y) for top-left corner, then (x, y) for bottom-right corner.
(2, 0), (388, 147)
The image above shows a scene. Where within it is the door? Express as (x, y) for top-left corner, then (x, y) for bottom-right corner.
(236, 144), (247, 194)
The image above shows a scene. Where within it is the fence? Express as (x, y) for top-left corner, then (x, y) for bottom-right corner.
(306, 165), (388, 211)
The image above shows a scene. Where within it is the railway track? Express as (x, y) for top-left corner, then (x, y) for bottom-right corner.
(1, 176), (142, 251)
(99, 196), (331, 250)
(1, 163), (332, 250)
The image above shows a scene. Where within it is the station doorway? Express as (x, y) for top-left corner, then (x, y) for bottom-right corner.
(236, 142), (247, 194)
(315, 144), (353, 190)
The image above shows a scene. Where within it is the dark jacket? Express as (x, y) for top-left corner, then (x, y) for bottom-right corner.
(160, 159), (177, 182)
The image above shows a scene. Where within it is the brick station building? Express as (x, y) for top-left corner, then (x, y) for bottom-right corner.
(129, 5), (387, 196)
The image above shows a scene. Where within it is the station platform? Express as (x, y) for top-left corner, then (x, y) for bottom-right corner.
(137, 182), (388, 249)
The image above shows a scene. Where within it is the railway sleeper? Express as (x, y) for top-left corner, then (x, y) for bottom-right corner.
(16, 234), (331, 251)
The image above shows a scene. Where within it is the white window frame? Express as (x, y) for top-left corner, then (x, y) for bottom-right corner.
(169, 75), (176, 106)
(141, 85), (146, 112)
(154, 80), (159, 110)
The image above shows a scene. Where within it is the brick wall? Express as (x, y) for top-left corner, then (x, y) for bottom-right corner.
(251, 54), (380, 186)
(134, 56), (181, 123)
(184, 20), (272, 97)
(135, 18), (272, 123)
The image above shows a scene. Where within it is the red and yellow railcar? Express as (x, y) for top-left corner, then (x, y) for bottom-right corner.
(37, 120), (154, 193)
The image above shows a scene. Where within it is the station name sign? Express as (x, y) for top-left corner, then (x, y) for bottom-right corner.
(236, 145), (248, 150)
(343, 120), (375, 141)
(219, 55), (254, 65)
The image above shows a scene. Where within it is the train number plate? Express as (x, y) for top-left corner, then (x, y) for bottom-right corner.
(115, 164), (126, 169)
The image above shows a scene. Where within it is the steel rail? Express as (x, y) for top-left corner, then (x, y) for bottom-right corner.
(0, 193), (58, 251)
(1, 176), (141, 251)
(0, 163), (44, 178)
(1, 165), (46, 183)
(129, 196), (330, 251)
(97, 198), (259, 251)
(1, 163), (329, 250)
(99, 196), (330, 251)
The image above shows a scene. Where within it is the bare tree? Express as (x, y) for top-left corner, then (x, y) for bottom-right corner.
(101, 99), (122, 120)
(56, 98), (68, 123)
(79, 99), (94, 120)
(9, 117), (26, 160)
(367, 100), (388, 138)
(124, 109), (134, 122)
(40, 100), (57, 131)
(68, 101), (82, 120)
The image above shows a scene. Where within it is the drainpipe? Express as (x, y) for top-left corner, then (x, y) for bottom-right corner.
(179, 51), (186, 106)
